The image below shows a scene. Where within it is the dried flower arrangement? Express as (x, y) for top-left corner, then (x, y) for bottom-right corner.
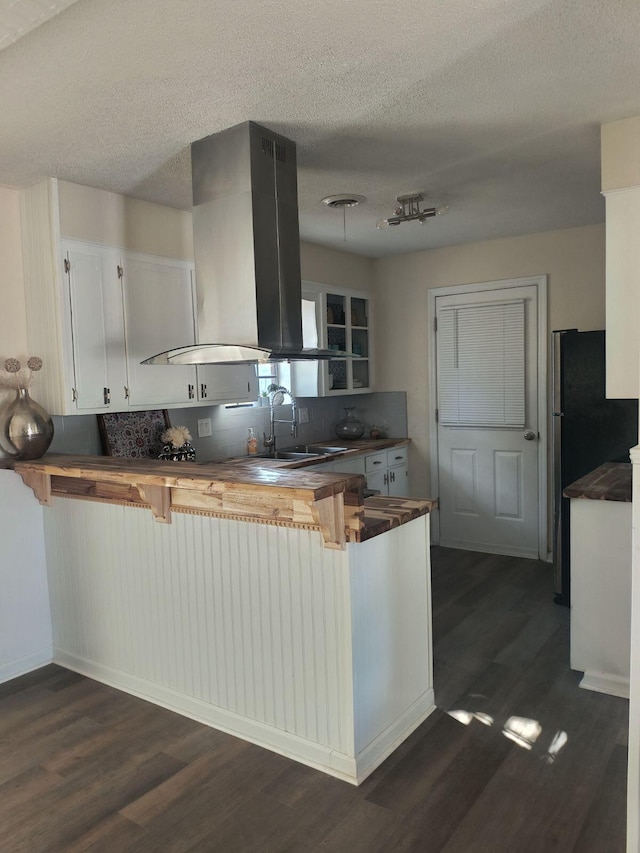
(0, 357), (43, 391)
(161, 426), (192, 448)
(159, 425), (196, 462)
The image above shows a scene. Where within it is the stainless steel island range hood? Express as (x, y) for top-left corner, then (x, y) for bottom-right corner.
(143, 121), (353, 365)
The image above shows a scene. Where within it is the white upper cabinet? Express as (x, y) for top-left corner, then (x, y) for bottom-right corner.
(197, 363), (258, 404)
(21, 179), (257, 414)
(121, 254), (197, 407)
(64, 241), (127, 412)
(291, 282), (373, 397)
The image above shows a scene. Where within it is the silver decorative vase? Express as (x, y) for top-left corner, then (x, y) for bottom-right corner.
(0, 388), (54, 460)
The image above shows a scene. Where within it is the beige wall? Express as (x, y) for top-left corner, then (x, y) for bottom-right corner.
(373, 223), (606, 499)
(58, 180), (194, 260)
(601, 115), (640, 192)
(58, 180), (376, 291)
(300, 241), (374, 292)
(0, 186), (28, 424)
(0, 186), (27, 360)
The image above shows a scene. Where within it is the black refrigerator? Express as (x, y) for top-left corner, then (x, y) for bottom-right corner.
(552, 329), (638, 606)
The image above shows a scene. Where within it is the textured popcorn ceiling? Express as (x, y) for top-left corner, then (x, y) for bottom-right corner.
(0, 0), (78, 50)
(1, 0), (640, 257)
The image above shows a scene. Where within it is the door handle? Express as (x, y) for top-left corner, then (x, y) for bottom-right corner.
(524, 430), (536, 441)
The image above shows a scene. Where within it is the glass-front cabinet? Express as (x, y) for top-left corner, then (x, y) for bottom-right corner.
(292, 283), (373, 397)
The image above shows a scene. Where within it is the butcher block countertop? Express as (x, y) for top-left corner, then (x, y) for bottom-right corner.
(14, 447), (435, 549)
(224, 437), (410, 470)
(563, 462), (632, 502)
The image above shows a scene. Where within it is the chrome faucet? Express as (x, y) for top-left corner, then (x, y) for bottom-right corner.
(263, 387), (298, 454)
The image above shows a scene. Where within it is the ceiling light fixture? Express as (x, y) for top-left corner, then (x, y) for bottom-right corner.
(321, 194), (366, 242)
(376, 192), (448, 229)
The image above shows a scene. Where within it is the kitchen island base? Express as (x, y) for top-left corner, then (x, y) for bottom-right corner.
(43, 498), (434, 784)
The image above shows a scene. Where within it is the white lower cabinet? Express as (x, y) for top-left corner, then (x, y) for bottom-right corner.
(387, 447), (410, 496)
(308, 446), (410, 496)
(366, 447), (409, 495)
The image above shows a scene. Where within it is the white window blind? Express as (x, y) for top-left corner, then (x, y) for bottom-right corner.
(437, 300), (525, 428)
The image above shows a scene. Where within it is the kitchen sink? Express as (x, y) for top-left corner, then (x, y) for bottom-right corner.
(280, 444), (348, 455)
(255, 451), (320, 460)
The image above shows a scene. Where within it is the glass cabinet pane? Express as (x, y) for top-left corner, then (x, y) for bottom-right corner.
(351, 327), (368, 358)
(329, 359), (348, 390)
(327, 294), (346, 326)
(351, 297), (368, 328)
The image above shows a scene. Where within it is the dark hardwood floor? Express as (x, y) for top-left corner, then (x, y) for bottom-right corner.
(0, 547), (628, 852)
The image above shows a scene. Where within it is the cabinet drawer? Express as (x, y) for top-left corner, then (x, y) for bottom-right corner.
(333, 456), (366, 476)
(387, 446), (408, 468)
(365, 451), (387, 473)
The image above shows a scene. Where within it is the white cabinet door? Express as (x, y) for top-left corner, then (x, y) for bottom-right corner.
(388, 464), (409, 496)
(291, 283), (373, 398)
(197, 364), (258, 404)
(64, 242), (127, 412)
(366, 469), (387, 495)
(387, 448), (409, 496)
(122, 255), (197, 407)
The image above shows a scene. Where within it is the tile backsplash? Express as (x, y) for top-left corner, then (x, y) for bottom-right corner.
(48, 391), (407, 462)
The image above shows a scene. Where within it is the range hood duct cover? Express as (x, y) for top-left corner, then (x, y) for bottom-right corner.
(143, 121), (355, 365)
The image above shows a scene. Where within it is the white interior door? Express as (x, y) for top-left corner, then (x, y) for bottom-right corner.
(435, 284), (540, 559)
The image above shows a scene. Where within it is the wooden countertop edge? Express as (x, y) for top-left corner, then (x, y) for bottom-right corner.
(563, 462), (632, 503)
(11, 440), (436, 549)
(355, 496), (437, 543)
(14, 454), (362, 501)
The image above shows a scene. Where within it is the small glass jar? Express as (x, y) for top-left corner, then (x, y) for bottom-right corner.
(335, 407), (364, 439)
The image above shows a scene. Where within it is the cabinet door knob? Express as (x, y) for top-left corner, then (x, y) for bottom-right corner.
(201, 383), (207, 399)
(188, 384), (194, 400)
(373, 460), (382, 465)
(103, 387), (110, 405)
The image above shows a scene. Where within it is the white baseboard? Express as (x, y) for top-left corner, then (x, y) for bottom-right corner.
(580, 670), (630, 700)
(54, 649), (436, 785)
(438, 538), (539, 560)
(354, 689), (436, 784)
(0, 646), (53, 684)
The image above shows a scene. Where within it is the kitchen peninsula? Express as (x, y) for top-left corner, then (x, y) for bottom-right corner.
(14, 453), (435, 785)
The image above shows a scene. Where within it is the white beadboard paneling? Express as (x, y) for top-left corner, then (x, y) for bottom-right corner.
(44, 501), (353, 754)
(349, 516), (434, 755)
(0, 471), (52, 682)
(43, 498), (433, 782)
